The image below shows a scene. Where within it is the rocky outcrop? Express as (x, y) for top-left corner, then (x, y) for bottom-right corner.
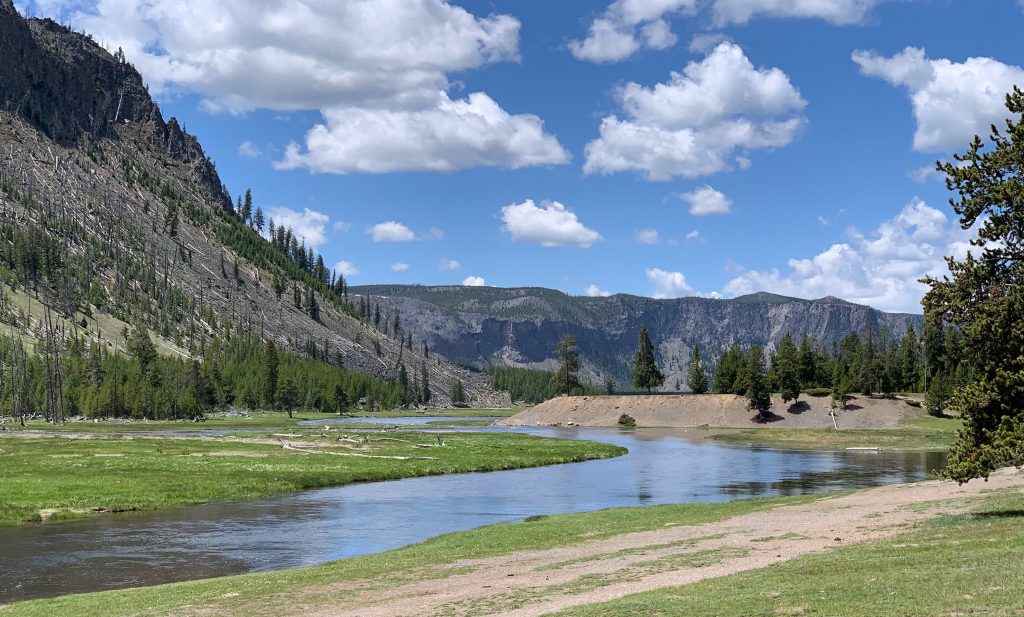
(352, 286), (923, 391)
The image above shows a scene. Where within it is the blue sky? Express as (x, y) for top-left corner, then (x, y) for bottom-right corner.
(18, 0), (1024, 312)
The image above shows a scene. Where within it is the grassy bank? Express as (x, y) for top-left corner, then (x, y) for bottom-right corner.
(707, 414), (961, 451)
(0, 430), (623, 527)
(0, 494), (822, 617)
(553, 489), (1024, 617)
(3, 408), (517, 434)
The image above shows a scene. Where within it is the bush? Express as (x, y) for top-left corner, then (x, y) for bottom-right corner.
(804, 388), (831, 397)
(617, 413), (636, 428)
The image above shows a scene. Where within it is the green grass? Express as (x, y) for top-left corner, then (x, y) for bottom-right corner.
(0, 431), (624, 527)
(709, 414), (962, 451)
(551, 489), (1024, 617)
(343, 408), (519, 418)
(0, 494), (824, 616)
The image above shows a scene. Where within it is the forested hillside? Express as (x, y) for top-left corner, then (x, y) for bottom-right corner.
(0, 1), (507, 416)
(351, 285), (924, 391)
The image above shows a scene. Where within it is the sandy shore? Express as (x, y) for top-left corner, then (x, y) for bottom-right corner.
(499, 393), (924, 430)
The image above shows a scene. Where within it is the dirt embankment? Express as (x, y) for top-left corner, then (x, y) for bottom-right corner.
(499, 394), (923, 430)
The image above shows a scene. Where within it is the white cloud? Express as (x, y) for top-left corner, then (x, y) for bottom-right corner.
(277, 91), (569, 174)
(55, 0), (519, 111)
(390, 262), (410, 272)
(853, 47), (1024, 152)
(267, 206), (329, 248)
(584, 43), (806, 180)
(238, 140), (262, 158)
(368, 221), (416, 243)
(332, 220), (352, 233)
(500, 200), (602, 248)
(677, 185), (733, 216)
(439, 258), (462, 271)
(585, 284), (612, 297)
(689, 32), (730, 53)
(334, 261), (360, 277)
(462, 275), (486, 286)
(723, 198), (977, 312)
(710, 0), (890, 26)
(571, 1), (886, 64)
(568, 1), (697, 63)
(909, 165), (943, 183)
(646, 268), (695, 298)
(685, 229), (704, 243)
(43, 0), (568, 174)
(426, 227), (445, 241)
(635, 228), (661, 244)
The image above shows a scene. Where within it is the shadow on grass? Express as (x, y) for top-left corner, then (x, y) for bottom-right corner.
(972, 509), (1024, 519)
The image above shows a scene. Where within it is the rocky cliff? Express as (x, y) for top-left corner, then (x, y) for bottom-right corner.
(351, 285), (923, 391)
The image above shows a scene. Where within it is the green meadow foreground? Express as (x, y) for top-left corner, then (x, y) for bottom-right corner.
(0, 424), (622, 527)
(4, 468), (1021, 617)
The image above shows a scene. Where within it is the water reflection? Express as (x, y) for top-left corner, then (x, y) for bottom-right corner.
(0, 425), (945, 602)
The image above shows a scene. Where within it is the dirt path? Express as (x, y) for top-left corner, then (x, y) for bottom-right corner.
(268, 468), (1024, 617)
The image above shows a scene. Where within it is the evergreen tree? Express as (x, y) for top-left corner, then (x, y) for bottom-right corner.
(332, 384), (349, 415)
(686, 344), (708, 394)
(450, 378), (467, 407)
(241, 188), (253, 226)
(552, 334), (581, 396)
(276, 378), (299, 418)
(797, 334), (819, 389)
(306, 287), (319, 321)
(898, 325), (922, 392)
(262, 340), (278, 408)
(712, 344), (743, 394)
(746, 346), (771, 420)
(420, 362), (431, 404)
(632, 326), (664, 393)
(126, 325), (156, 375)
(253, 207), (265, 235)
(776, 333), (801, 405)
(925, 89), (1024, 481)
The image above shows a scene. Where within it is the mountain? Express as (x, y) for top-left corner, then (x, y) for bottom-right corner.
(349, 285), (924, 392)
(0, 3), (507, 408)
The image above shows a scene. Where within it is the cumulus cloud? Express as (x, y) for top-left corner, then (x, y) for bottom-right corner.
(267, 206), (330, 248)
(585, 284), (612, 297)
(368, 221), (416, 243)
(710, 0), (890, 26)
(462, 275), (486, 286)
(635, 229), (661, 244)
(571, 1), (887, 63)
(41, 0), (567, 174)
(689, 32), (730, 53)
(334, 261), (360, 277)
(390, 262), (410, 272)
(568, 0), (697, 63)
(853, 47), (1024, 152)
(677, 185), (733, 216)
(584, 43), (806, 180)
(439, 258), (462, 271)
(238, 140), (262, 158)
(723, 198), (977, 312)
(332, 220), (352, 233)
(646, 268), (695, 298)
(500, 200), (602, 248)
(277, 92), (570, 174)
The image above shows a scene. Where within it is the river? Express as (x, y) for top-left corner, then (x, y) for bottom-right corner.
(0, 420), (945, 602)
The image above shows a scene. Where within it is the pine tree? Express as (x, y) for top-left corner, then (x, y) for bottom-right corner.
(262, 340), (278, 408)
(253, 207), (265, 234)
(276, 378), (299, 418)
(241, 188), (253, 226)
(552, 334), (581, 396)
(306, 287), (319, 321)
(451, 378), (467, 407)
(332, 384), (349, 415)
(686, 344), (708, 394)
(713, 344), (742, 393)
(776, 333), (801, 405)
(420, 362), (431, 404)
(632, 326), (664, 393)
(797, 334), (819, 389)
(126, 325), (156, 375)
(746, 345), (771, 420)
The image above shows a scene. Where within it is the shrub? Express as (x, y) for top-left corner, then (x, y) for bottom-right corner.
(617, 413), (636, 428)
(804, 388), (831, 397)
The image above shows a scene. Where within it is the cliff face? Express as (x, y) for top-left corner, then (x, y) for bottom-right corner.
(0, 4), (507, 407)
(351, 286), (924, 391)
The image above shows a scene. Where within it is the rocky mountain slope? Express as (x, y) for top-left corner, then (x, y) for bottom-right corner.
(0, 2), (506, 407)
(350, 285), (924, 391)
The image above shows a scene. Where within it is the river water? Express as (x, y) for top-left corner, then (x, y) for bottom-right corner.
(0, 421), (945, 602)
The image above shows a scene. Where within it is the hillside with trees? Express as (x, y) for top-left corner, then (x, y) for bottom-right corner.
(0, 2), (507, 414)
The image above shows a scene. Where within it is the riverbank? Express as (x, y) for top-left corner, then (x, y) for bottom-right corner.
(0, 430), (624, 527)
(5, 467), (1020, 616)
(502, 393), (925, 430)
